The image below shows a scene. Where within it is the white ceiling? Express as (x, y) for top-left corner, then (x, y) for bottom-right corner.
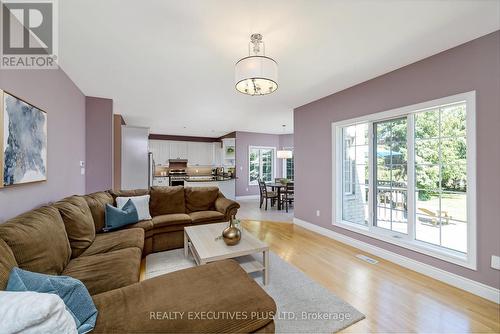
(59, 0), (500, 137)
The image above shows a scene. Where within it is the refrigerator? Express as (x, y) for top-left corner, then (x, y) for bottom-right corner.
(121, 126), (151, 190)
(148, 152), (155, 188)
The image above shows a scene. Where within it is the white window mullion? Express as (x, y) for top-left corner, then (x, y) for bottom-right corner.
(259, 150), (263, 180)
(407, 114), (416, 241)
(368, 122), (375, 229)
(336, 127), (343, 223)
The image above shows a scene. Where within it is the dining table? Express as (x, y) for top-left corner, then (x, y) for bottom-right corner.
(265, 182), (287, 210)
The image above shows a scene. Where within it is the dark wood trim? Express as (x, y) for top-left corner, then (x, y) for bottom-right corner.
(149, 134), (220, 142)
(149, 131), (236, 143)
(218, 131), (236, 140)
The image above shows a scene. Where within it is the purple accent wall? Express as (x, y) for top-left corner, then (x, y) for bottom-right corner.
(235, 131), (293, 197)
(0, 69), (86, 222)
(85, 97), (113, 193)
(294, 31), (500, 288)
(279, 134), (294, 149)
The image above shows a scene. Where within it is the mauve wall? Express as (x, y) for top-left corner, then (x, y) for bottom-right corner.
(235, 131), (293, 197)
(279, 134), (294, 149)
(0, 69), (86, 222)
(85, 97), (113, 193)
(294, 31), (500, 288)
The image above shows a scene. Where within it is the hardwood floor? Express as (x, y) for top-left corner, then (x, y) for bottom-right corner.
(241, 220), (500, 333)
(237, 198), (294, 222)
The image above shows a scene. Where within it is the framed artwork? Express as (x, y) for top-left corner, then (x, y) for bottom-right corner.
(0, 90), (47, 188)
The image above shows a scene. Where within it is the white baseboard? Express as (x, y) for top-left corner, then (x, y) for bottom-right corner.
(293, 217), (500, 304)
(235, 195), (260, 200)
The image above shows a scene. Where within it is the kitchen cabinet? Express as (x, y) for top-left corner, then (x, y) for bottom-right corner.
(184, 179), (235, 200)
(187, 142), (214, 166)
(149, 139), (222, 166)
(149, 140), (170, 165)
(222, 138), (236, 167)
(169, 141), (188, 159)
(152, 176), (169, 186)
(213, 142), (223, 166)
(122, 126), (150, 190)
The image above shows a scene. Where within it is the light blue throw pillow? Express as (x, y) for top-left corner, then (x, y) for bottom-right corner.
(6, 267), (98, 334)
(104, 199), (139, 232)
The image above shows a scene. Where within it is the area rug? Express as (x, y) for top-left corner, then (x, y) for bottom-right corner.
(146, 249), (365, 333)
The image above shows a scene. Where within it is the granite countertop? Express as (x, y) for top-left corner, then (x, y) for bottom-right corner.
(184, 176), (236, 182)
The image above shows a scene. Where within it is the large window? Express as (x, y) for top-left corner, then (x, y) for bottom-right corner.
(249, 146), (275, 185)
(333, 92), (476, 268)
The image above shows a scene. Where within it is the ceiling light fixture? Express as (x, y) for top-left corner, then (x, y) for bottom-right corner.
(235, 33), (278, 96)
(277, 125), (292, 159)
(277, 150), (293, 159)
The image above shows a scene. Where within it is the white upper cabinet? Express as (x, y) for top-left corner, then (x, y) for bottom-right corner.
(149, 140), (170, 165)
(169, 141), (188, 160)
(213, 142), (223, 166)
(188, 142), (215, 166)
(150, 140), (221, 166)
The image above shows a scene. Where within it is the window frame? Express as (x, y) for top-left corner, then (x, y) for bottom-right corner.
(342, 131), (360, 197)
(248, 146), (276, 186)
(281, 147), (294, 180)
(332, 91), (476, 269)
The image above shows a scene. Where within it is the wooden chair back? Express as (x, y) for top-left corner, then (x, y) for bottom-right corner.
(258, 179), (268, 197)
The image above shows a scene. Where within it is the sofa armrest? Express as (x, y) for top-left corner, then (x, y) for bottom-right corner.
(215, 195), (240, 219)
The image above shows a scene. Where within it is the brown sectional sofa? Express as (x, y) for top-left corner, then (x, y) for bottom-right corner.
(0, 186), (276, 333)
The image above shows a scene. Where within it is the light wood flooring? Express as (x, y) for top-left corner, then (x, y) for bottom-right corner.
(237, 198), (294, 222)
(241, 220), (500, 333)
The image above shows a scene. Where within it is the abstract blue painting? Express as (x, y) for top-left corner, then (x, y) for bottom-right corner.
(2, 91), (47, 187)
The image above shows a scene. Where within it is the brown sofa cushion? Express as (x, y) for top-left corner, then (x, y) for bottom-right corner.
(188, 211), (225, 224)
(91, 260), (276, 333)
(54, 195), (96, 258)
(150, 186), (186, 216)
(63, 247), (141, 295)
(184, 186), (219, 213)
(109, 189), (150, 205)
(80, 228), (144, 257)
(125, 219), (154, 238)
(152, 214), (191, 228)
(83, 191), (114, 232)
(0, 206), (71, 275)
(152, 230), (185, 252)
(0, 238), (17, 290)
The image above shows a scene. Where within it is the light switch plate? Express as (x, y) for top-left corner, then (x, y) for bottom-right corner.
(491, 255), (500, 270)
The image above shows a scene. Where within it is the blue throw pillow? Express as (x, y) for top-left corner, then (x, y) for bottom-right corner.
(104, 199), (139, 232)
(6, 267), (98, 334)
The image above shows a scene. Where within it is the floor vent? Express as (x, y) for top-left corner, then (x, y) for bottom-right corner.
(356, 254), (379, 264)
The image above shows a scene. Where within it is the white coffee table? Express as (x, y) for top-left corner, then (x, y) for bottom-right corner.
(184, 222), (269, 285)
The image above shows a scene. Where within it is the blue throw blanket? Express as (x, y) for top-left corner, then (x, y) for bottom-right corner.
(7, 267), (98, 334)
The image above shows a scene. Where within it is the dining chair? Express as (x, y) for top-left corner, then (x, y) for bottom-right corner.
(281, 182), (294, 213)
(258, 179), (278, 210)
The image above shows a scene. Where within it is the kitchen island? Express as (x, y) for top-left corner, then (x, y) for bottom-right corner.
(184, 177), (236, 200)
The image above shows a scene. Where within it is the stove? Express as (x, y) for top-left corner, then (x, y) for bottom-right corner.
(168, 169), (187, 186)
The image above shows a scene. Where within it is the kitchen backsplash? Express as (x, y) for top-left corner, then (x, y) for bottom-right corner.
(186, 167), (212, 176)
(154, 166), (169, 176)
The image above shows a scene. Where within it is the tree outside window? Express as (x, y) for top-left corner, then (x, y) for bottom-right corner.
(249, 147), (275, 185)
